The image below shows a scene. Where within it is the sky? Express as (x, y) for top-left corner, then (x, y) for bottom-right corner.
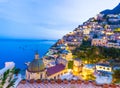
(0, 0), (120, 40)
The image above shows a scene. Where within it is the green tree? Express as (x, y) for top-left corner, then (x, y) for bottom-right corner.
(68, 61), (73, 69)
(1, 70), (10, 85)
(14, 68), (20, 75)
(112, 69), (120, 83)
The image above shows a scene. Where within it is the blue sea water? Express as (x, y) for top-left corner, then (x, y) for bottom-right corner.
(0, 39), (56, 70)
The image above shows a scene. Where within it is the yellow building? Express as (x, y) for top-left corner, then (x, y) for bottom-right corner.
(73, 58), (82, 75)
(65, 52), (73, 61)
(60, 50), (73, 61)
(83, 28), (91, 35)
(81, 64), (95, 80)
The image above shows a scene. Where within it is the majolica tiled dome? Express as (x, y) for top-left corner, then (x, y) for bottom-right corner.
(28, 53), (45, 72)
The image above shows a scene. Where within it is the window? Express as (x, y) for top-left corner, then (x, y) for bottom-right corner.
(54, 76), (56, 79)
(40, 74), (42, 79)
(107, 68), (110, 70)
(99, 66), (102, 69)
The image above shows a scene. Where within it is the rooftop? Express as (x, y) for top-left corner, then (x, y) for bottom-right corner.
(96, 63), (110, 67)
(47, 64), (65, 76)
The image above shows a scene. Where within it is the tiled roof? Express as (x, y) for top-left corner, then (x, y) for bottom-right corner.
(96, 63), (110, 67)
(47, 64), (65, 76)
(17, 81), (120, 88)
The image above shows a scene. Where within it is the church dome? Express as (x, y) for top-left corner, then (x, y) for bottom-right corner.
(27, 53), (45, 72)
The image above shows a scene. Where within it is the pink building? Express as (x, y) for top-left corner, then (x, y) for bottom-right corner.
(91, 38), (107, 46)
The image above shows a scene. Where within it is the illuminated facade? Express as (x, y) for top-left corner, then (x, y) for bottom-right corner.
(91, 38), (107, 46)
(81, 64), (95, 80)
(26, 53), (67, 80)
(26, 53), (46, 80)
(73, 58), (82, 75)
(96, 64), (112, 72)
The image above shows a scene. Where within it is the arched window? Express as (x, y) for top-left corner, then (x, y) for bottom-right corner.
(58, 74), (60, 78)
(40, 74), (42, 79)
(54, 76), (56, 79)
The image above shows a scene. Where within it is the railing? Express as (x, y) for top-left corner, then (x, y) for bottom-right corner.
(13, 74), (22, 88)
(19, 79), (120, 88)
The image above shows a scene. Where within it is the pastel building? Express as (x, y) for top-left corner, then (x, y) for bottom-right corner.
(91, 38), (107, 46)
(43, 56), (55, 67)
(26, 53), (67, 80)
(83, 28), (91, 35)
(73, 58), (82, 75)
(60, 50), (73, 61)
(82, 64), (95, 80)
(26, 53), (46, 80)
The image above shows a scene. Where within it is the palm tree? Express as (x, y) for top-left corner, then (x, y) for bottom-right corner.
(1, 70), (10, 86)
(14, 68), (20, 76)
(6, 79), (16, 88)
(0, 69), (18, 88)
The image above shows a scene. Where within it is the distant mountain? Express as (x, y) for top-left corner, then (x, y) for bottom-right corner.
(100, 3), (120, 14)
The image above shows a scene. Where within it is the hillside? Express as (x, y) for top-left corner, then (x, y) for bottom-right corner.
(101, 3), (120, 14)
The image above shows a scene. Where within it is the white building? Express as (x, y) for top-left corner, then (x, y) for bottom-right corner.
(0, 62), (15, 79)
(83, 28), (91, 35)
(106, 42), (120, 48)
(96, 64), (112, 72)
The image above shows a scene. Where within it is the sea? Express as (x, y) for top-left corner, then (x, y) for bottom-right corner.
(0, 39), (56, 74)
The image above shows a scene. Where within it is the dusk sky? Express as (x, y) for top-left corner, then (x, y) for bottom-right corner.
(0, 0), (120, 40)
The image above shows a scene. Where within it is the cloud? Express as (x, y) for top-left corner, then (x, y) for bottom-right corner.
(0, 0), (9, 3)
(0, 0), (120, 39)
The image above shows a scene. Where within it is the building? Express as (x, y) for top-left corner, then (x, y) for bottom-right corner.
(56, 57), (68, 66)
(81, 64), (95, 80)
(96, 63), (112, 72)
(60, 50), (73, 61)
(26, 53), (67, 80)
(43, 56), (55, 67)
(83, 28), (91, 35)
(106, 42), (120, 48)
(91, 38), (107, 46)
(73, 58), (82, 75)
(47, 64), (67, 79)
(26, 53), (47, 80)
(57, 44), (66, 50)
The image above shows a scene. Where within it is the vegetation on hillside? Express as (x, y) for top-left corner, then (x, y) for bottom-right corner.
(68, 61), (73, 69)
(114, 28), (120, 32)
(112, 69), (120, 83)
(73, 40), (120, 64)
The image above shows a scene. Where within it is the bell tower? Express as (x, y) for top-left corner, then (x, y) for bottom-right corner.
(35, 51), (39, 59)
